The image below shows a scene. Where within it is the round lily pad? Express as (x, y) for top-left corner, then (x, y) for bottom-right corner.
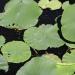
(1, 41), (31, 63)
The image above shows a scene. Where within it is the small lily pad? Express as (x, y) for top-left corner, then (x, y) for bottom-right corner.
(1, 41), (31, 63)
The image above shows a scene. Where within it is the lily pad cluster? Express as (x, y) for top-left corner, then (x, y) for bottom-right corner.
(0, 0), (75, 75)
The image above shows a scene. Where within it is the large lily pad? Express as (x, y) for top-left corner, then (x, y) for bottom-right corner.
(61, 3), (75, 42)
(0, 54), (8, 72)
(0, 0), (42, 29)
(24, 24), (64, 50)
(16, 55), (58, 75)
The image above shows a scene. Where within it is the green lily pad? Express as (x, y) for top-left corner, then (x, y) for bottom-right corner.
(61, 3), (75, 42)
(24, 24), (64, 50)
(63, 50), (75, 63)
(38, 0), (62, 10)
(38, 0), (49, 9)
(57, 63), (75, 75)
(66, 43), (75, 48)
(42, 54), (61, 63)
(0, 0), (42, 29)
(0, 54), (8, 72)
(16, 55), (57, 75)
(1, 41), (31, 63)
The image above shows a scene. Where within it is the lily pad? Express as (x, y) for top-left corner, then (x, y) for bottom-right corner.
(38, 0), (62, 10)
(24, 24), (64, 50)
(57, 63), (75, 75)
(1, 41), (31, 63)
(0, 0), (42, 29)
(61, 3), (75, 42)
(16, 55), (57, 75)
(63, 50), (75, 63)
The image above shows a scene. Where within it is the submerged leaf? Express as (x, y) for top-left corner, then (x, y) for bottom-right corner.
(24, 24), (64, 50)
(0, 0), (42, 29)
(1, 41), (31, 63)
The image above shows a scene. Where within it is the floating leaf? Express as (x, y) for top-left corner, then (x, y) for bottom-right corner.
(47, 0), (62, 10)
(57, 63), (75, 75)
(38, 0), (49, 9)
(0, 54), (8, 72)
(0, 0), (42, 29)
(16, 55), (57, 75)
(38, 0), (62, 10)
(61, 3), (75, 42)
(43, 54), (61, 63)
(24, 24), (64, 50)
(63, 50), (75, 63)
(0, 36), (5, 48)
(1, 41), (31, 63)
(66, 43), (75, 48)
